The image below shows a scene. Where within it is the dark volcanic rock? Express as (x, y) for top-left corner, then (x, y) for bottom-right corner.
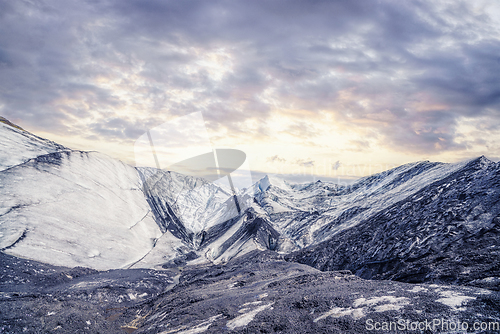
(287, 157), (500, 290)
(1, 251), (499, 333)
(0, 252), (179, 333)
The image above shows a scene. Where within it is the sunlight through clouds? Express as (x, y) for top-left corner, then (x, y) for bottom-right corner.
(1, 0), (500, 182)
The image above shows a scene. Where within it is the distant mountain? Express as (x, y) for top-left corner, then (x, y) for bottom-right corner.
(2, 117), (500, 333)
(1, 117), (499, 292)
(287, 156), (500, 290)
(138, 160), (483, 268)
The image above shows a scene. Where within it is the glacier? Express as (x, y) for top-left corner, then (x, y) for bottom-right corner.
(0, 150), (165, 270)
(1, 118), (499, 278)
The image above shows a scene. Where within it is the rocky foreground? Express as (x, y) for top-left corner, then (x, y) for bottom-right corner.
(2, 251), (499, 333)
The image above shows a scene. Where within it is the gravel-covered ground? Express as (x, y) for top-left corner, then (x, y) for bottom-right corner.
(2, 251), (499, 333)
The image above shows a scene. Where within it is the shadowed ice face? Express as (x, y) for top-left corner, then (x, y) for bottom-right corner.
(134, 111), (253, 221)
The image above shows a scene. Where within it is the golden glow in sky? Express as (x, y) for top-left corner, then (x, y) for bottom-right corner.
(2, 0), (500, 182)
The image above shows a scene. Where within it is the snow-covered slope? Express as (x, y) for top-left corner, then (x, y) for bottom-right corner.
(0, 119), (67, 171)
(137, 168), (240, 238)
(186, 156), (496, 267)
(136, 158), (484, 266)
(2, 117), (499, 283)
(288, 156), (500, 288)
(0, 119), (195, 270)
(247, 160), (470, 249)
(0, 150), (168, 270)
(135, 168), (260, 265)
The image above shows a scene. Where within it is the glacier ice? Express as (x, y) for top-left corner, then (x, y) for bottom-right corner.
(1, 119), (498, 270)
(0, 150), (163, 270)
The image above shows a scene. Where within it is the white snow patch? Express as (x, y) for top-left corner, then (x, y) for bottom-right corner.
(436, 290), (475, 310)
(315, 296), (411, 322)
(160, 314), (222, 334)
(226, 303), (274, 330)
(353, 296), (410, 308)
(70, 279), (113, 289)
(474, 288), (492, 295)
(241, 301), (263, 307)
(374, 303), (407, 312)
(314, 307), (365, 322)
(408, 286), (428, 293)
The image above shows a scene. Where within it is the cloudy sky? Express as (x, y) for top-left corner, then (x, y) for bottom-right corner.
(1, 0), (500, 182)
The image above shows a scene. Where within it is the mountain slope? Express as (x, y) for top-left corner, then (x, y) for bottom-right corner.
(0, 150), (168, 270)
(0, 120), (282, 270)
(0, 116), (25, 131)
(0, 118), (67, 171)
(248, 161), (469, 250)
(137, 169), (281, 266)
(2, 117), (499, 289)
(287, 156), (500, 289)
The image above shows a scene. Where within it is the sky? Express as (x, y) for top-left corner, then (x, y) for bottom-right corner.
(1, 0), (500, 183)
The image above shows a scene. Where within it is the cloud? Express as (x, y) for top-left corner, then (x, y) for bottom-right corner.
(347, 139), (371, 153)
(267, 155), (286, 163)
(296, 159), (315, 168)
(0, 0), (499, 161)
(283, 122), (318, 139)
(332, 160), (341, 170)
